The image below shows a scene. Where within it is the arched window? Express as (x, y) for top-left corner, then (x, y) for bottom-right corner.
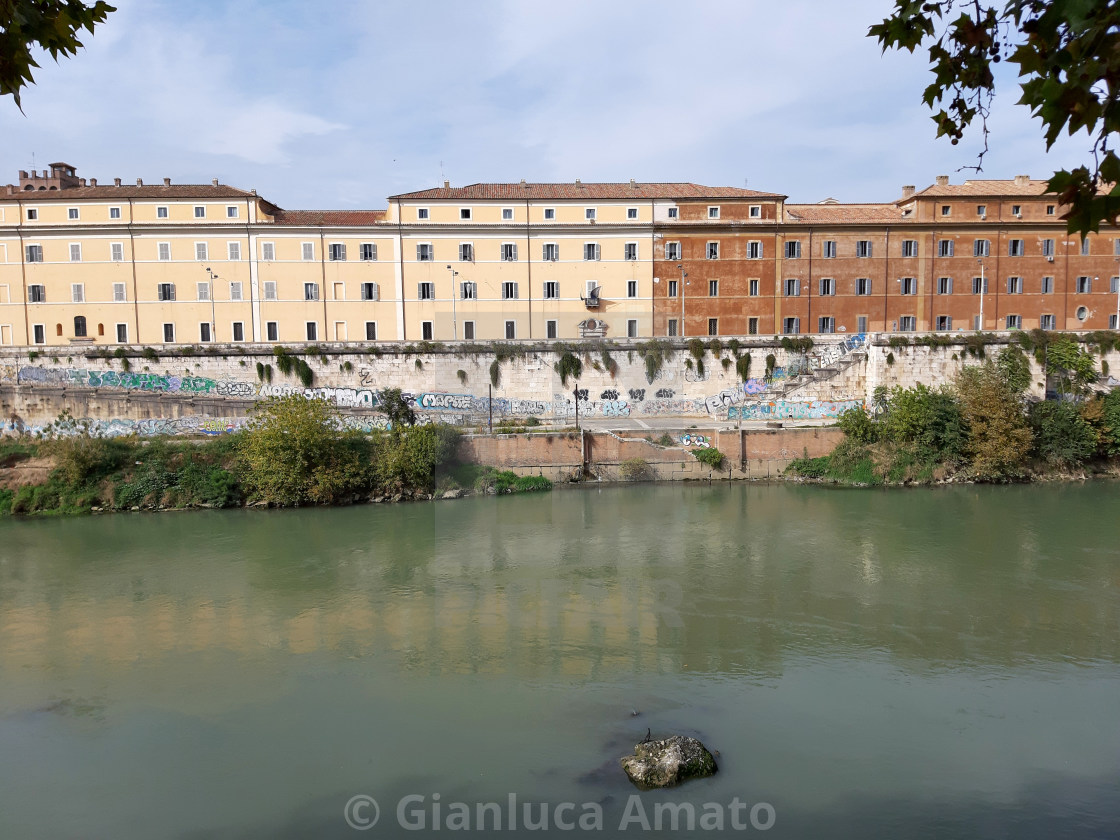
(74, 316), (87, 337)
(56, 323), (63, 336)
(97, 323), (105, 336)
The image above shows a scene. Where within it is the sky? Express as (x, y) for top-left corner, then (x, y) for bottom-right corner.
(0, 0), (1095, 211)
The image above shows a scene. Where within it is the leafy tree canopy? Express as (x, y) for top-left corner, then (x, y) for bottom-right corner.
(870, 0), (1120, 235)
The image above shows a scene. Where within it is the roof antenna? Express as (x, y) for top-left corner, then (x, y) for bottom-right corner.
(440, 160), (445, 184)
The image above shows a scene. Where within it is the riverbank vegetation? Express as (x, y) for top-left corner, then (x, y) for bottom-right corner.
(788, 343), (1120, 485)
(0, 395), (552, 517)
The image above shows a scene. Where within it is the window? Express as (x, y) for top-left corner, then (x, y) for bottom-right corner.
(628, 319), (638, 338)
(748, 317), (759, 335)
(627, 207), (638, 220)
(938, 239), (954, 257)
(749, 205), (761, 218)
(113, 282), (126, 302)
(502, 281), (519, 300)
(329, 243), (346, 261)
(1076, 276), (1091, 294)
(458, 242), (473, 262)
(460, 281), (476, 300)
(227, 206), (239, 219)
(785, 241), (802, 259)
(195, 242), (208, 261)
(940, 205), (951, 217)
(501, 243), (517, 261)
(360, 282), (379, 301)
(584, 243), (600, 261)
(304, 282), (319, 301)
(544, 208), (555, 220)
(855, 277), (872, 296)
(158, 242), (171, 261)
(229, 322), (244, 342)
(668, 280), (678, 298)
(197, 282), (210, 301)
(783, 317), (800, 334)
(1112, 276), (1120, 294)
(262, 242), (276, 261)
(1008, 239), (1024, 257)
(977, 204), (986, 217)
(708, 206), (720, 219)
(819, 277), (835, 296)
(972, 276), (988, 294)
(706, 241), (719, 260)
(111, 242), (124, 262)
(200, 323), (212, 343)
(417, 243), (434, 261)
(709, 279), (719, 296)
(71, 316), (86, 338)
(667, 207), (678, 219)
(624, 242), (638, 261)
(1112, 315), (1119, 330)
(365, 322), (377, 341)
(543, 281), (559, 300)
(417, 208), (429, 220)
(899, 316), (916, 332)
(1004, 314), (1021, 329)
(1040, 314), (1056, 330)
(417, 282), (435, 300)
(823, 240), (836, 259)
(747, 241), (763, 259)
(306, 322), (317, 341)
(585, 208), (596, 221)
(901, 239), (918, 258)
(668, 319), (678, 337)
(463, 321), (475, 340)
(749, 278), (760, 296)
(264, 281), (277, 301)
(1047, 205), (1056, 216)
(26, 208), (37, 220)
(1041, 276), (1054, 294)
(69, 243), (82, 262)
(1042, 238), (1055, 257)
(536, 319), (553, 339)
(459, 208), (472, 220)
(1077, 306), (1089, 322)
(1007, 276), (1022, 294)
(900, 277), (917, 295)
(784, 278), (800, 296)
(1080, 238), (1090, 256)
(301, 242), (315, 261)
(29, 285), (45, 302)
(230, 281), (243, 301)
(935, 316), (952, 331)
(543, 243), (559, 261)
(266, 322), (278, 342)
(26, 244), (43, 262)
(502, 208), (514, 221)
(68, 207), (79, 220)
(505, 320), (516, 339)
(707, 318), (718, 336)
(109, 206), (121, 220)
(1011, 204), (1022, 217)
(421, 322), (433, 341)
(665, 241), (681, 260)
(115, 324), (127, 343)
(194, 206), (205, 219)
(228, 242), (241, 261)
(936, 276), (953, 295)
(627, 280), (637, 298)
(157, 283), (176, 301)
(163, 323), (175, 343)
(818, 317), (835, 334)
(71, 283), (84, 303)
(156, 206), (168, 219)
(857, 316), (868, 333)
(360, 243), (377, 261)
(854, 240), (872, 258)
(1116, 238), (1120, 256)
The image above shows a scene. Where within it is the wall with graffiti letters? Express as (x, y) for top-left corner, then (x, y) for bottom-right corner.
(728, 399), (866, 421)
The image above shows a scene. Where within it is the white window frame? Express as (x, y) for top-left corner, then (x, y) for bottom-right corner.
(938, 240), (954, 258)
(502, 281), (519, 300)
(901, 239), (918, 258)
(748, 205), (761, 218)
(1040, 314), (1056, 330)
(195, 242), (208, 261)
(543, 242), (559, 262)
(459, 207), (472, 220)
(459, 242), (474, 262)
(301, 242), (315, 261)
(328, 243), (347, 262)
(856, 240), (873, 258)
(583, 242), (600, 261)
(304, 282), (320, 301)
(68, 207), (79, 220)
(899, 316), (916, 332)
(156, 206), (169, 219)
(417, 282), (435, 301)
(194, 206), (206, 219)
(110, 242), (124, 262)
(228, 241), (241, 261)
(158, 242), (171, 261)
(361, 282), (380, 301)
(116, 323), (128, 343)
(819, 277), (835, 296)
(416, 207), (430, 220)
(113, 282), (126, 302)
(627, 280), (637, 298)
(708, 206), (720, 219)
(365, 321), (377, 341)
(747, 241), (763, 260)
(585, 207), (596, 221)
(460, 281), (476, 300)
(900, 277), (917, 295)
(1008, 239), (1025, 257)
(227, 205), (239, 219)
(823, 240), (836, 258)
(417, 242), (434, 262)
(936, 276), (953, 295)
(624, 242), (638, 261)
(71, 283), (84, 303)
(667, 207), (679, 219)
(109, 206), (122, 220)
(263, 281), (278, 301)
(266, 321), (279, 342)
(163, 323), (175, 343)
(706, 241), (720, 260)
(974, 239), (991, 257)
(627, 207), (639, 220)
(1041, 276), (1054, 294)
(197, 282), (211, 302)
(232, 321), (245, 342)
(69, 243), (82, 262)
(855, 277), (872, 296)
(501, 242), (518, 262)
(543, 281), (560, 300)
(1007, 276), (1023, 295)
(230, 281), (243, 301)
(546, 319), (558, 339)
(360, 243), (377, 261)
(26, 208), (38, 221)
(502, 207), (514, 221)
(543, 207), (556, 220)
(261, 242), (276, 261)
(665, 241), (681, 261)
(786, 241), (802, 259)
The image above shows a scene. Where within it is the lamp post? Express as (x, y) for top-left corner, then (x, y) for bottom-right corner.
(446, 265), (459, 340)
(976, 258), (985, 331)
(204, 266), (218, 342)
(1114, 257), (1119, 330)
(677, 263), (688, 338)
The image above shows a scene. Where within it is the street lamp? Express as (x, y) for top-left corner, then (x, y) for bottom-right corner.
(976, 258), (985, 331)
(1114, 257), (1119, 330)
(204, 266), (218, 342)
(446, 264), (459, 340)
(677, 263), (688, 338)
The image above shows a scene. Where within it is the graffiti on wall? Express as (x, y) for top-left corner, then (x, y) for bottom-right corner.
(679, 433), (710, 448)
(1, 412), (392, 439)
(728, 399), (865, 420)
(808, 333), (867, 370)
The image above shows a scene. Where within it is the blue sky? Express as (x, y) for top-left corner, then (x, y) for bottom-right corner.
(0, 0), (1092, 210)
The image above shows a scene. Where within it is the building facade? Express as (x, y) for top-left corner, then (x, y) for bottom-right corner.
(1, 164), (1117, 348)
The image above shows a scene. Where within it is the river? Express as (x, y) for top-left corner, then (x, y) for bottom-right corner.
(1, 483), (1117, 838)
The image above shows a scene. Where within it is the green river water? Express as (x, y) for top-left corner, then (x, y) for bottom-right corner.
(0, 483), (1117, 838)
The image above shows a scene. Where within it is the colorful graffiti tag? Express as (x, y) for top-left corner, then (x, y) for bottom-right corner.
(728, 399), (865, 420)
(679, 433), (710, 448)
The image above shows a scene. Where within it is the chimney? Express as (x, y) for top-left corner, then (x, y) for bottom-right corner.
(575, 178), (582, 187)
(163, 177), (171, 186)
(114, 178), (121, 187)
(5, 185), (13, 196)
(90, 178), (97, 186)
(901, 185), (915, 199)
(520, 178), (526, 187)
(1014, 174), (1030, 185)
(136, 178), (143, 186)
(935, 175), (949, 186)
(443, 179), (450, 188)
(212, 178), (219, 187)
(630, 178), (636, 188)
(80, 178), (87, 186)
(250, 189), (257, 196)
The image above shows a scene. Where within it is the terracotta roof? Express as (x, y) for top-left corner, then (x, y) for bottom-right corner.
(0, 183), (255, 201)
(785, 203), (908, 224)
(273, 209), (387, 226)
(904, 178), (1053, 200)
(389, 182), (785, 200)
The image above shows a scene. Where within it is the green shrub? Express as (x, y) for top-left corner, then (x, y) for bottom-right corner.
(656, 433), (674, 447)
(837, 407), (878, 443)
(786, 455), (828, 477)
(619, 457), (653, 481)
(1028, 401), (1097, 468)
(490, 359), (502, 388)
(880, 384), (964, 461)
(513, 474), (552, 492)
(557, 351), (582, 386)
(693, 447), (724, 469)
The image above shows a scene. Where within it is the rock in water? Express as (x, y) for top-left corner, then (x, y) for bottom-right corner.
(619, 735), (717, 788)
